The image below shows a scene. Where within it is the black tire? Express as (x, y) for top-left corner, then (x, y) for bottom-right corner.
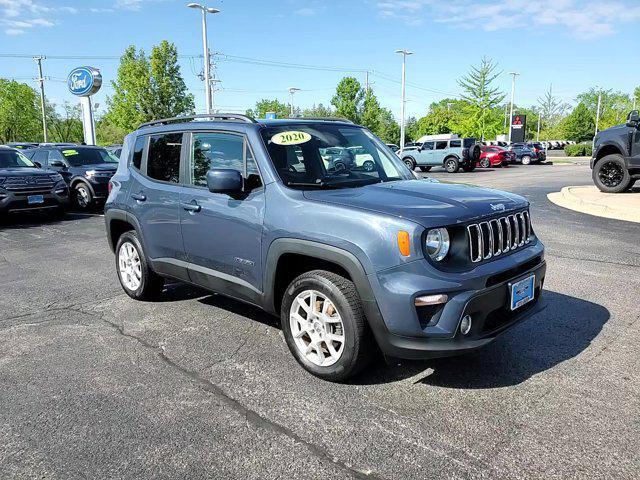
(362, 160), (375, 172)
(444, 157), (459, 173)
(402, 157), (416, 170)
(521, 155), (531, 165)
(73, 182), (93, 210)
(419, 166), (432, 172)
(592, 154), (631, 193)
(467, 144), (482, 162)
(280, 270), (373, 382)
(115, 230), (164, 301)
(462, 163), (476, 172)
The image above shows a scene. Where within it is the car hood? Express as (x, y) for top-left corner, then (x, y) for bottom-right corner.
(302, 179), (528, 228)
(85, 163), (117, 172)
(0, 167), (51, 176)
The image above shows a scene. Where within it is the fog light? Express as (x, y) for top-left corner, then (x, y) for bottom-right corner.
(414, 294), (448, 306)
(460, 315), (472, 335)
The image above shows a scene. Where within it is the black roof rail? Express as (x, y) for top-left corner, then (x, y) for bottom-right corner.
(288, 116), (354, 124)
(138, 113), (256, 129)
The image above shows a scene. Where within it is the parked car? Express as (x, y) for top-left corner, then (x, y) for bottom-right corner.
(478, 146), (512, 168)
(507, 143), (538, 165)
(385, 143), (399, 152)
(5, 142), (38, 150)
(400, 137), (482, 173)
(23, 145), (118, 210)
(527, 142), (547, 162)
(591, 110), (640, 193)
(106, 144), (123, 158)
(104, 114), (546, 381)
(0, 146), (69, 216)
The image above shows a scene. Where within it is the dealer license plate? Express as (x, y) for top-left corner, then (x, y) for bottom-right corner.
(510, 275), (535, 311)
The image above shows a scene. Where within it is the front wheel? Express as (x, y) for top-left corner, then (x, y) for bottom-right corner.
(592, 154), (631, 193)
(115, 231), (164, 300)
(362, 160), (375, 172)
(521, 155), (531, 165)
(74, 183), (93, 210)
(444, 157), (460, 173)
(281, 270), (373, 382)
(479, 158), (490, 168)
(402, 157), (416, 170)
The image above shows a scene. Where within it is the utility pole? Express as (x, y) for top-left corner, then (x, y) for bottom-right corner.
(365, 71), (369, 93)
(288, 87), (300, 116)
(187, 3), (219, 115)
(395, 49), (413, 154)
(34, 56), (48, 142)
(537, 111), (542, 142)
(507, 72), (519, 144)
(595, 90), (602, 136)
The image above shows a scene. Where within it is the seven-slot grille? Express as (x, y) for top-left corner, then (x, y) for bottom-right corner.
(467, 211), (532, 263)
(2, 175), (55, 193)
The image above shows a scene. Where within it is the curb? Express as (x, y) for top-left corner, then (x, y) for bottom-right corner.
(547, 186), (640, 224)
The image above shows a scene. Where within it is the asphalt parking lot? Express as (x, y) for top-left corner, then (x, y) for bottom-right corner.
(1, 163), (638, 479)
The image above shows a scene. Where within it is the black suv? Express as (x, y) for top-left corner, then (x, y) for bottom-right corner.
(25, 145), (118, 209)
(591, 110), (640, 193)
(0, 147), (69, 216)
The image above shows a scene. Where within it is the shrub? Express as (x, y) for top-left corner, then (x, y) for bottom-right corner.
(564, 143), (593, 157)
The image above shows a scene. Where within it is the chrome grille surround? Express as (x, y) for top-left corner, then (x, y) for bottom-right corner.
(468, 211), (532, 263)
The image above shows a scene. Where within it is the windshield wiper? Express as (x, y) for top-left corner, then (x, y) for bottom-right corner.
(286, 181), (339, 189)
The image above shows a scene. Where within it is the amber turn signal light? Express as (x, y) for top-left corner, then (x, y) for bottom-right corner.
(397, 231), (411, 257)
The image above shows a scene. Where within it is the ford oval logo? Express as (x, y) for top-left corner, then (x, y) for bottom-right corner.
(67, 66), (102, 97)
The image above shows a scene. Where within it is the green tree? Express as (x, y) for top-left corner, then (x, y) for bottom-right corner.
(0, 79), (42, 143)
(413, 98), (467, 138)
(576, 88), (632, 131)
(561, 103), (596, 142)
(104, 42), (194, 132)
(331, 77), (364, 123)
(47, 101), (84, 143)
(360, 88), (382, 133)
(537, 85), (569, 129)
(457, 57), (505, 140)
(96, 117), (128, 146)
(376, 108), (400, 145)
(302, 103), (334, 117)
(246, 98), (290, 119)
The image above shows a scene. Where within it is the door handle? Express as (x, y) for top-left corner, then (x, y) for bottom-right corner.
(131, 192), (146, 202)
(182, 201), (201, 213)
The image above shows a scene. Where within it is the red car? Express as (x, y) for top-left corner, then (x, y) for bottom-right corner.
(477, 146), (513, 167)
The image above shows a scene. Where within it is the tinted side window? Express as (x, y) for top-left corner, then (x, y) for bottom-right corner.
(422, 142), (434, 150)
(132, 136), (145, 170)
(147, 133), (182, 183)
(435, 141), (448, 150)
(190, 132), (261, 190)
(31, 150), (49, 165)
(449, 140), (461, 148)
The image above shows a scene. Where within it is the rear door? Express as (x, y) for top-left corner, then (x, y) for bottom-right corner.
(179, 130), (265, 303)
(434, 140), (449, 165)
(127, 131), (188, 280)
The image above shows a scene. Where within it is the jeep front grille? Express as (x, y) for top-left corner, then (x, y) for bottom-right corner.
(468, 211), (531, 263)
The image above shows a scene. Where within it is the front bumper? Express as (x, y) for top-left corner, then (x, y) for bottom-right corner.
(363, 242), (546, 359)
(0, 186), (70, 214)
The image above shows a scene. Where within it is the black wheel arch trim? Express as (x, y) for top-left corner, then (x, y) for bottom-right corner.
(105, 208), (145, 254)
(70, 177), (96, 198)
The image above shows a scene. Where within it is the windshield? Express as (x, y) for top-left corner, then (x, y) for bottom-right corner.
(0, 149), (36, 168)
(60, 148), (119, 166)
(260, 124), (411, 189)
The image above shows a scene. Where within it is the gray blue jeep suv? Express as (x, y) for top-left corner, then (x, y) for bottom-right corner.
(105, 114), (546, 381)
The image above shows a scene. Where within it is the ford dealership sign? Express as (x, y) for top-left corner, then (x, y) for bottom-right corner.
(67, 66), (102, 97)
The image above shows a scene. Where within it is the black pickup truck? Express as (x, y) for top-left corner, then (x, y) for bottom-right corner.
(591, 110), (640, 193)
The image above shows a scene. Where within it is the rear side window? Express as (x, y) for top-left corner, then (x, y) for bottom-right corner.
(31, 150), (49, 165)
(132, 137), (146, 170)
(435, 141), (448, 150)
(147, 133), (182, 183)
(449, 140), (461, 148)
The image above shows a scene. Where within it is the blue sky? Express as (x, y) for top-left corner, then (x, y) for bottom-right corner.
(1, 0), (638, 119)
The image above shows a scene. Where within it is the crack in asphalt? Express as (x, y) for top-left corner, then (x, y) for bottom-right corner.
(99, 316), (381, 480)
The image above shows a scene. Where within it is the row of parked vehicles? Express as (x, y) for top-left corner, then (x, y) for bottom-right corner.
(0, 142), (122, 217)
(394, 138), (546, 173)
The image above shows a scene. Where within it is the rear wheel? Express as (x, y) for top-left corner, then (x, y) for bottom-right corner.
(115, 231), (164, 300)
(593, 154), (631, 193)
(521, 155), (531, 165)
(363, 160), (375, 172)
(479, 158), (490, 168)
(444, 157), (459, 173)
(281, 270), (373, 382)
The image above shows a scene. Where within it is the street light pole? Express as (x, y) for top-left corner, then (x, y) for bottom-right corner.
(34, 56), (48, 142)
(507, 72), (519, 144)
(537, 111), (542, 142)
(187, 3), (219, 115)
(595, 90), (602, 137)
(288, 87), (300, 116)
(395, 49), (412, 154)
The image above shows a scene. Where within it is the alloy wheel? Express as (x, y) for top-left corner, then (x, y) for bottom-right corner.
(289, 289), (345, 367)
(598, 161), (624, 188)
(118, 241), (142, 291)
(76, 185), (90, 208)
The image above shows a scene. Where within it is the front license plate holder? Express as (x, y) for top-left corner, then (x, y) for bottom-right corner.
(28, 194), (44, 205)
(509, 274), (535, 311)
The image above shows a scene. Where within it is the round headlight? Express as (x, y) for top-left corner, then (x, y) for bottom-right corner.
(425, 228), (450, 261)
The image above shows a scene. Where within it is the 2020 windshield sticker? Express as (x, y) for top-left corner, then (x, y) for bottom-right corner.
(270, 131), (311, 146)
(62, 149), (79, 156)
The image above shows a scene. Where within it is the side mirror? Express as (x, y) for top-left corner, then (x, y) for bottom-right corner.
(626, 110), (639, 128)
(33, 161), (42, 168)
(50, 160), (65, 168)
(206, 168), (243, 194)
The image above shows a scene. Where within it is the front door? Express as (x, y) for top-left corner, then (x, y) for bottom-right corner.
(180, 131), (265, 304)
(631, 128), (640, 168)
(415, 141), (435, 165)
